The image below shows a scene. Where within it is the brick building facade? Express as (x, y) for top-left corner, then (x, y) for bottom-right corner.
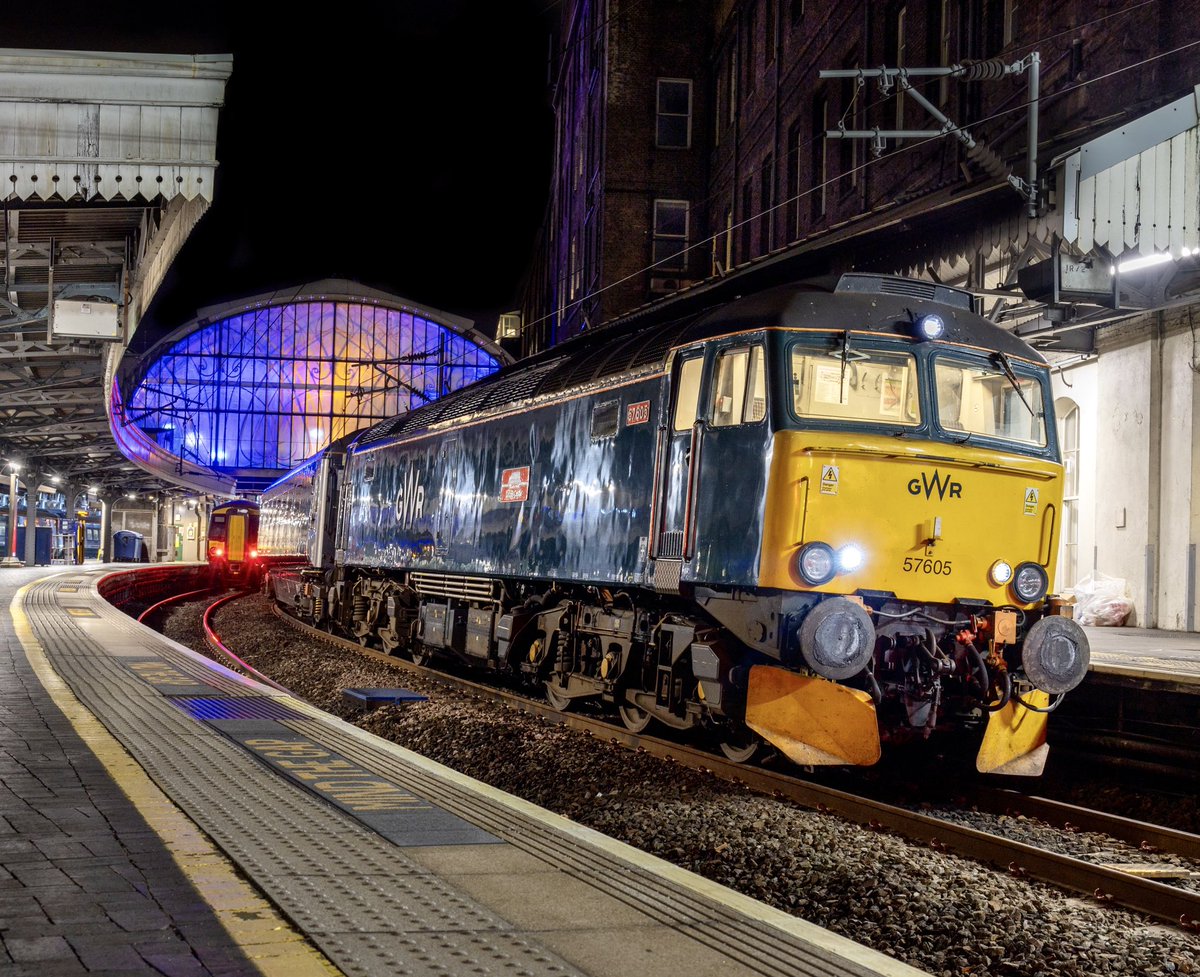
(521, 0), (1200, 356)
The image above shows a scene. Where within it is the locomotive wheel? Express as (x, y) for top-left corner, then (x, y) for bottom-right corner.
(410, 644), (434, 667)
(618, 703), (653, 733)
(718, 726), (762, 764)
(544, 680), (574, 712)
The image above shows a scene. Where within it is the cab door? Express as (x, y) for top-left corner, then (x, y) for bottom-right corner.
(690, 340), (771, 585)
(227, 512), (247, 562)
(651, 349), (707, 587)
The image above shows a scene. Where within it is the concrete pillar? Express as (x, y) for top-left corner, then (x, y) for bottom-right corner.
(147, 497), (157, 563)
(98, 493), (114, 563)
(2, 466), (21, 566)
(22, 470), (43, 567)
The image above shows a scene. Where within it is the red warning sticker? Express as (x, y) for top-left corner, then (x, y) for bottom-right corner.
(626, 400), (651, 425)
(500, 466), (530, 503)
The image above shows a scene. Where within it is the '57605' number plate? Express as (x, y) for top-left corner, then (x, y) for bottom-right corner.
(901, 557), (952, 575)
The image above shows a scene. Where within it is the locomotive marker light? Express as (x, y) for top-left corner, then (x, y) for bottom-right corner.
(913, 312), (946, 340)
(1011, 561), (1049, 603)
(989, 560), (1014, 586)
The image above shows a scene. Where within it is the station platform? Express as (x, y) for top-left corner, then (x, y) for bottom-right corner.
(1085, 624), (1200, 686)
(0, 564), (929, 977)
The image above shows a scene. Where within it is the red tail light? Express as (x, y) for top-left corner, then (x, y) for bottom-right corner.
(249, 549), (258, 559)
(213, 546), (224, 558)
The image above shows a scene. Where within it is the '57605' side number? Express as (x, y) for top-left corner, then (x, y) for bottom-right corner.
(902, 557), (952, 575)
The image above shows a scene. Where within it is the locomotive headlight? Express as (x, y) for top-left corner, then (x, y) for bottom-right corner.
(914, 312), (945, 340)
(989, 560), (1014, 586)
(836, 544), (865, 573)
(797, 542), (836, 585)
(1011, 562), (1049, 603)
(1022, 615), (1091, 693)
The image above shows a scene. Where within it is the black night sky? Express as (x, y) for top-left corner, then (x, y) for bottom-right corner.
(3, 1), (556, 338)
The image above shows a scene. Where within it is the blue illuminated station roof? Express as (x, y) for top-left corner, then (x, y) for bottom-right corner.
(119, 280), (508, 494)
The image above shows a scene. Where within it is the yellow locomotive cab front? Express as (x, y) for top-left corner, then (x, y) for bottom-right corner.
(742, 316), (1089, 774)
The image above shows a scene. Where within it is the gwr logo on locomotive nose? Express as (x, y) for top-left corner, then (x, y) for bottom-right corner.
(907, 469), (963, 500)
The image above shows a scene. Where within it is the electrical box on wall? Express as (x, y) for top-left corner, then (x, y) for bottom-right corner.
(51, 299), (121, 340)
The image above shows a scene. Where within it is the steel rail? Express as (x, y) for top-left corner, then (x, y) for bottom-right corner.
(257, 601), (1200, 931)
(136, 586), (215, 624)
(203, 591), (294, 695)
(964, 786), (1200, 862)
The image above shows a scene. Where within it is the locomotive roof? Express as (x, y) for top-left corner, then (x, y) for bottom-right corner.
(354, 275), (1046, 449)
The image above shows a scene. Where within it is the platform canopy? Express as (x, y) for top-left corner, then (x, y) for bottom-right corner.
(0, 48), (233, 500)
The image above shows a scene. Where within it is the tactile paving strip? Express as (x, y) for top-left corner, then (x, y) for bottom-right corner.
(26, 574), (901, 977)
(23, 577), (590, 977)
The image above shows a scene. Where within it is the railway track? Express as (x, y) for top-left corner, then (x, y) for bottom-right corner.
(188, 590), (1200, 932)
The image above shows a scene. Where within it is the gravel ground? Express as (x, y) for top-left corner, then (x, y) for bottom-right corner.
(157, 592), (1200, 977)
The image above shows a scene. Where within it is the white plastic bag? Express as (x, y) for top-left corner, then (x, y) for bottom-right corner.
(1064, 572), (1133, 627)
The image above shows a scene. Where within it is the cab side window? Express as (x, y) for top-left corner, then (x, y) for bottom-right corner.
(672, 355), (704, 431)
(711, 345), (766, 427)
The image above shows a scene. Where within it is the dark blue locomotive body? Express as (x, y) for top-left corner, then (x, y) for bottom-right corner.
(339, 328), (776, 590)
(263, 275), (1091, 773)
(343, 374), (659, 584)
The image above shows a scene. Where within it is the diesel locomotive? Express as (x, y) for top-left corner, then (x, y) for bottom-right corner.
(260, 273), (1090, 776)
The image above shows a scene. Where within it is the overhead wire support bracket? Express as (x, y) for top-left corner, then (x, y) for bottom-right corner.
(820, 53), (1041, 219)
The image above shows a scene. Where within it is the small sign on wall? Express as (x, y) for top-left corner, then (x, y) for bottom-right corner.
(187, 526), (196, 540)
(51, 299), (122, 340)
(499, 466), (530, 503)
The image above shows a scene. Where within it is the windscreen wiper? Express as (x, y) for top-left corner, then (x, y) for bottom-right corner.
(991, 350), (1034, 418)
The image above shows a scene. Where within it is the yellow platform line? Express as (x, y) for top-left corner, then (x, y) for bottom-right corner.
(11, 583), (342, 977)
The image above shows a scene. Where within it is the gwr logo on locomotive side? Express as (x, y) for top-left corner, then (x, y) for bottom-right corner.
(395, 466), (425, 527)
(907, 470), (963, 500)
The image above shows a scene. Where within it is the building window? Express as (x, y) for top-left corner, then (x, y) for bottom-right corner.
(729, 47), (739, 124)
(760, 154), (775, 253)
(745, 1), (758, 95)
(893, 5), (907, 132)
(787, 120), (802, 240)
(1003, 0), (1018, 46)
(811, 93), (827, 220)
(652, 199), (689, 273)
(569, 233), (580, 299)
(724, 206), (734, 273)
(839, 56), (861, 192)
(938, 0), (953, 105)
(741, 180), (754, 260)
(712, 204), (733, 276)
(656, 78), (693, 149)
(765, 0), (776, 64)
(714, 61), (725, 145)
